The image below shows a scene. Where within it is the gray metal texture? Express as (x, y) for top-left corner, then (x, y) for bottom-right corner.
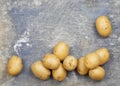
(0, 0), (120, 86)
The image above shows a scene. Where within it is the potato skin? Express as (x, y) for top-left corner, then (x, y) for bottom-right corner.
(89, 66), (105, 80)
(96, 48), (110, 65)
(77, 57), (89, 75)
(31, 61), (51, 80)
(42, 54), (60, 69)
(96, 16), (112, 37)
(52, 63), (67, 81)
(53, 41), (69, 61)
(63, 56), (77, 71)
(7, 56), (23, 76)
(85, 52), (100, 69)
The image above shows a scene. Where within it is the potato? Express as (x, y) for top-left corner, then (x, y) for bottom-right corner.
(85, 52), (100, 69)
(96, 16), (112, 37)
(77, 57), (89, 75)
(7, 56), (23, 76)
(53, 41), (69, 61)
(31, 61), (51, 80)
(52, 63), (67, 81)
(89, 66), (105, 80)
(42, 54), (60, 69)
(63, 56), (77, 71)
(96, 48), (110, 65)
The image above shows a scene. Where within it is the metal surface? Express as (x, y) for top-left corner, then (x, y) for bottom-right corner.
(0, 0), (120, 86)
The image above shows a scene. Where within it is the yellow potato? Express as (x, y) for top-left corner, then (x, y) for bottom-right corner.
(31, 61), (51, 80)
(52, 63), (67, 81)
(96, 48), (110, 65)
(96, 16), (112, 37)
(42, 54), (60, 69)
(85, 52), (100, 69)
(63, 56), (77, 71)
(77, 57), (89, 75)
(89, 66), (105, 80)
(7, 56), (23, 76)
(53, 41), (69, 61)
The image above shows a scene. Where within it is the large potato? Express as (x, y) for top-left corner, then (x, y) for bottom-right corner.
(42, 54), (60, 69)
(85, 52), (100, 69)
(89, 66), (105, 80)
(96, 16), (112, 37)
(7, 56), (23, 76)
(31, 61), (51, 80)
(52, 63), (67, 81)
(77, 57), (89, 75)
(96, 48), (110, 65)
(63, 56), (77, 71)
(53, 41), (69, 61)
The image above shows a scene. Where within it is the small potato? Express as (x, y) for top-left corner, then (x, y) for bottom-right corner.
(7, 56), (23, 76)
(96, 16), (112, 37)
(96, 48), (110, 65)
(52, 63), (67, 81)
(31, 61), (51, 80)
(89, 66), (105, 80)
(42, 54), (60, 69)
(63, 56), (77, 71)
(53, 41), (69, 61)
(85, 52), (100, 69)
(77, 57), (89, 75)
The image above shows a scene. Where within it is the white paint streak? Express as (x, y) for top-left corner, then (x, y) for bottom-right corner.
(33, 0), (42, 6)
(14, 30), (32, 55)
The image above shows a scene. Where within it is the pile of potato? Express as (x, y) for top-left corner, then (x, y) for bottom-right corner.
(31, 41), (71, 81)
(31, 42), (110, 81)
(77, 48), (110, 80)
(7, 41), (110, 81)
(7, 15), (112, 81)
